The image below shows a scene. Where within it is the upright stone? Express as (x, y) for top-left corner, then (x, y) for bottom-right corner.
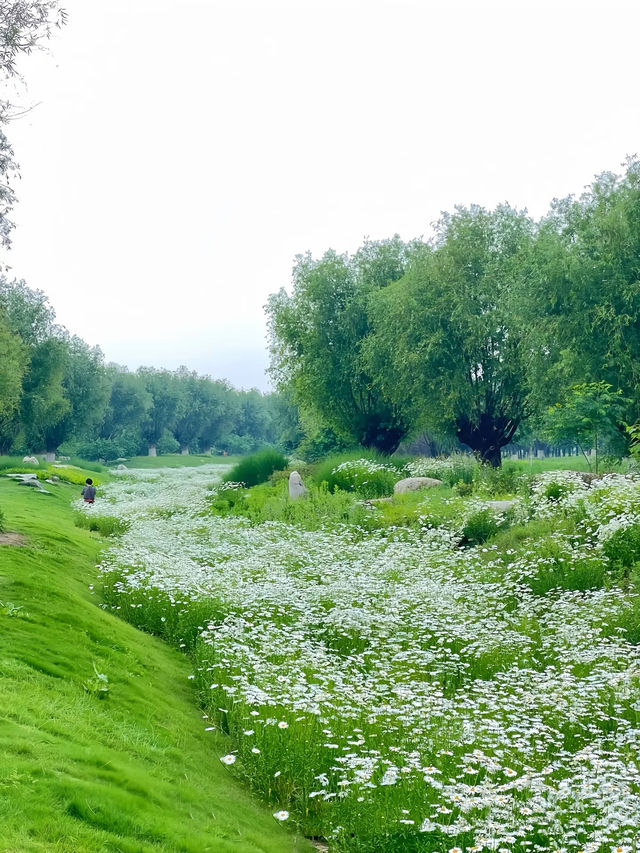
(148, 445), (157, 457)
(289, 470), (307, 499)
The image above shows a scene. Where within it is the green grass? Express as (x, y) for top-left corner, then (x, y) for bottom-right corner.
(0, 476), (311, 852)
(125, 454), (240, 469)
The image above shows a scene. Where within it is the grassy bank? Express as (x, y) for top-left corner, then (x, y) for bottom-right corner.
(0, 475), (310, 852)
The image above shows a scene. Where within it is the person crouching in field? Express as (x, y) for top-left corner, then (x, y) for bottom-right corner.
(82, 478), (96, 504)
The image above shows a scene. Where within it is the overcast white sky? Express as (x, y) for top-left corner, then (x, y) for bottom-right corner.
(2, 0), (639, 390)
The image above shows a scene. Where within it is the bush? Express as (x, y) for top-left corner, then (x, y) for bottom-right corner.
(474, 461), (525, 496)
(296, 428), (353, 463)
(454, 479), (474, 497)
(541, 480), (568, 502)
(224, 448), (288, 488)
(602, 524), (640, 568)
(74, 514), (129, 537)
(0, 506), (5, 533)
(461, 509), (499, 545)
(157, 430), (180, 456)
(321, 458), (399, 498)
(405, 454), (477, 487)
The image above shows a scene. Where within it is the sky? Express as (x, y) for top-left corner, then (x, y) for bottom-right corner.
(2, 0), (639, 390)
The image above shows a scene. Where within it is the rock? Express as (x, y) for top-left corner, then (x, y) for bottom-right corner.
(394, 477), (443, 494)
(7, 473), (38, 481)
(50, 475), (61, 482)
(19, 479), (45, 488)
(580, 472), (602, 485)
(117, 464), (128, 471)
(289, 470), (307, 499)
(58, 455), (70, 461)
(485, 499), (517, 513)
(22, 456), (39, 465)
(363, 497), (394, 505)
(43, 452), (55, 463)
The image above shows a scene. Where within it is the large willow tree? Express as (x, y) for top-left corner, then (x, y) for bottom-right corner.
(267, 237), (424, 454)
(366, 205), (534, 466)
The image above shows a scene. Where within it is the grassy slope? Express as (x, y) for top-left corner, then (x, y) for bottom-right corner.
(0, 478), (310, 853)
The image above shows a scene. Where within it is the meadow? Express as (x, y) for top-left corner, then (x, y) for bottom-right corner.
(92, 455), (640, 853)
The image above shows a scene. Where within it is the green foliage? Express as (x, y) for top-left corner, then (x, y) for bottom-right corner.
(601, 524), (640, 568)
(316, 456), (400, 498)
(461, 509), (499, 545)
(224, 448), (288, 487)
(0, 504), (4, 531)
(454, 479), (473, 496)
(543, 382), (628, 473)
(82, 662), (110, 699)
(74, 513), (129, 537)
(366, 206), (534, 466)
(212, 479), (373, 531)
(267, 238), (421, 454)
(473, 461), (527, 496)
(543, 480), (566, 502)
(0, 599), (27, 617)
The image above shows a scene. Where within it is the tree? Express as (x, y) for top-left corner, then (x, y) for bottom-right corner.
(525, 158), (640, 421)
(0, 2), (66, 245)
(0, 305), (25, 448)
(366, 206), (534, 466)
(543, 382), (628, 474)
(267, 237), (423, 454)
(138, 368), (186, 455)
(20, 335), (69, 453)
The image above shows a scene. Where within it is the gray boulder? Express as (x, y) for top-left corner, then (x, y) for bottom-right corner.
(22, 456), (39, 465)
(394, 477), (443, 494)
(485, 499), (517, 513)
(289, 470), (307, 499)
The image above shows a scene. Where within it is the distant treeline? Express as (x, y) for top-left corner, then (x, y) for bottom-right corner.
(267, 158), (640, 465)
(0, 279), (303, 460)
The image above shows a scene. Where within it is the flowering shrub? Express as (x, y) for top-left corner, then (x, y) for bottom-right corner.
(95, 464), (640, 852)
(405, 453), (477, 486)
(319, 458), (399, 498)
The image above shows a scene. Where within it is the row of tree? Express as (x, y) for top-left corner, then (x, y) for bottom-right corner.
(0, 279), (301, 459)
(267, 157), (640, 465)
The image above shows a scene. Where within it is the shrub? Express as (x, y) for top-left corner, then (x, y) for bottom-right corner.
(224, 448), (288, 488)
(405, 454), (477, 487)
(74, 514), (129, 537)
(474, 461), (525, 496)
(323, 458), (399, 498)
(601, 524), (640, 568)
(461, 509), (499, 545)
(543, 480), (566, 502)
(454, 479), (473, 497)
(157, 430), (180, 456)
(0, 506), (4, 533)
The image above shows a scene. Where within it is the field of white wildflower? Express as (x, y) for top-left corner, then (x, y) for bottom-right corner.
(89, 464), (640, 853)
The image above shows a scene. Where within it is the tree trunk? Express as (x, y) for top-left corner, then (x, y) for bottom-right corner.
(361, 423), (407, 455)
(456, 413), (520, 468)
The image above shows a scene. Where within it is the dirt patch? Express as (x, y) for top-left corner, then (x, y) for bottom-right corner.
(0, 533), (27, 547)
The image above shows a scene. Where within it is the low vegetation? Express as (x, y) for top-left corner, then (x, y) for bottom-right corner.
(97, 457), (640, 852)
